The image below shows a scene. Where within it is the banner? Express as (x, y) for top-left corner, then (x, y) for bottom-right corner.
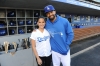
(94, 16), (98, 22)
(74, 15), (80, 22)
(86, 16), (90, 22)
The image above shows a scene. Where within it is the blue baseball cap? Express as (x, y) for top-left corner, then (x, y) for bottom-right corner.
(44, 5), (55, 13)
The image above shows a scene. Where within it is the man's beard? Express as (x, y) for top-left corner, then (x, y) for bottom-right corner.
(49, 15), (56, 21)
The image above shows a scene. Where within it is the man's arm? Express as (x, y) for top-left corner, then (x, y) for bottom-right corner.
(65, 19), (74, 45)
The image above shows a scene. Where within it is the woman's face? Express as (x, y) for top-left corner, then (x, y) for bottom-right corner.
(37, 18), (45, 29)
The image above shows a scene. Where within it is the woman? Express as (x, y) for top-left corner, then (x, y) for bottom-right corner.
(30, 16), (52, 66)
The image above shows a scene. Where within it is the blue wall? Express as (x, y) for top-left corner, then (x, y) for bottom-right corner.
(58, 13), (100, 28)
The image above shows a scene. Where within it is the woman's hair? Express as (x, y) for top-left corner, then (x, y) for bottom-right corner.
(37, 16), (46, 22)
(35, 16), (46, 29)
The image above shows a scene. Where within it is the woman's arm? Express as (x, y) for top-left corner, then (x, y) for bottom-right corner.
(31, 39), (42, 65)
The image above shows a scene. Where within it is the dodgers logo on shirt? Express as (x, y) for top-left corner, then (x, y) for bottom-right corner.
(47, 29), (63, 37)
(37, 36), (49, 42)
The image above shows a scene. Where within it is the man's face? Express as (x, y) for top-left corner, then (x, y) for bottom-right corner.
(46, 11), (56, 21)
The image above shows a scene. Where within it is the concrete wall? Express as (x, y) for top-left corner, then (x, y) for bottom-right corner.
(0, 33), (31, 45)
(0, 48), (37, 66)
(0, 33), (38, 66)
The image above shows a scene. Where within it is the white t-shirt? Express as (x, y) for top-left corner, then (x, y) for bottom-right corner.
(30, 29), (51, 57)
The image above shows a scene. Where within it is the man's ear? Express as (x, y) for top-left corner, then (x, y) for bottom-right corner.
(54, 11), (56, 15)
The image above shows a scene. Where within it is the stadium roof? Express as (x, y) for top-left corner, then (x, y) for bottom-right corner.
(0, 0), (100, 16)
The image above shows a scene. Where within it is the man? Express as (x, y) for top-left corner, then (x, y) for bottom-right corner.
(44, 5), (74, 66)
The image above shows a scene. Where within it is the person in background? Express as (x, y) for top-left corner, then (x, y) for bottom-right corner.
(30, 16), (52, 66)
(44, 5), (74, 66)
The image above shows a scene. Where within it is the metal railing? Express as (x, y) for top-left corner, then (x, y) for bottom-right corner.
(77, 0), (100, 7)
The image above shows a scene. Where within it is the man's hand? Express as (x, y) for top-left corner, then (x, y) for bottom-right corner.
(32, 29), (36, 32)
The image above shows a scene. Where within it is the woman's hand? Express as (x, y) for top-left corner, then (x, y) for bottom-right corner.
(32, 29), (36, 32)
(37, 57), (42, 65)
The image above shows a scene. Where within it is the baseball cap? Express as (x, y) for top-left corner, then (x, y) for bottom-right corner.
(44, 5), (55, 13)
